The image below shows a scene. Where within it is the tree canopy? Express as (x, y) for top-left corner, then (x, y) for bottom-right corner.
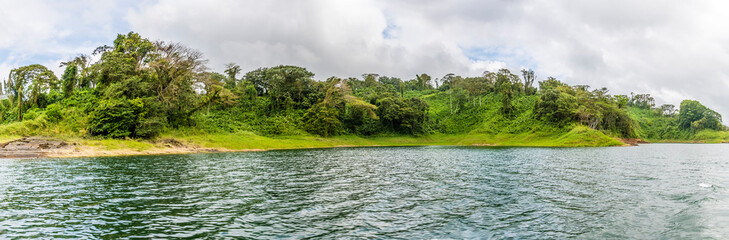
(0, 32), (724, 141)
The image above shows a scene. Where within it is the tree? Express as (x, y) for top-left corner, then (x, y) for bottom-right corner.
(628, 93), (655, 110)
(456, 76), (490, 106)
(266, 65), (316, 110)
(438, 73), (456, 91)
(93, 32), (155, 88)
(376, 96), (429, 134)
(88, 98), (147, 138)
(5, 64), (59, 120)
(303, 103), (342, 137)
(148, 41), (208, 127)
(224, 63), (242, 88)
(614, 95), (629, 108)
(61, 65), (78, 97)
(494, 69), (522, 115)
(378, 76), (403, 96)
(415, 73), (432, 90)
(535, 88), (577, 124)
(659, 104), (677, 116)
(244, 67), (270, 95)
(678, 100), (723, 131)
(60, 54), (92, 88)
(521, 68), (536, 95)
(363, 73), (379, 87)
(85, 32), (211, 133)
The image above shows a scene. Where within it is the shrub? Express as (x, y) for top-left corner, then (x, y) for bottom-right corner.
(303, 103), (341, 137)
(45, 103), (63, 123)
(88, 98), (146, 138)
(23, 108), (41, 121)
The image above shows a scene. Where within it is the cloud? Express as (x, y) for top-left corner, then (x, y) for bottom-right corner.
(0, 0), (141, 78)
(3, 0), (729, 122)
(126, 0), (496, 81)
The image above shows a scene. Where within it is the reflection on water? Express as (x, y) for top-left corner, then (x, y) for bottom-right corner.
(1, 144), (729, 238)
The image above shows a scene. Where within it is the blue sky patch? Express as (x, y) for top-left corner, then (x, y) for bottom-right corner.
(460, 45), (538, 70)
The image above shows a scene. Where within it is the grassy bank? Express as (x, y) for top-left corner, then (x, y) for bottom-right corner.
(640, 129), (729, 143)
(0, 124), (628, 159)
(85, 125), (626, 154)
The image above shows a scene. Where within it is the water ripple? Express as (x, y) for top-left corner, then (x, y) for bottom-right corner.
(1, 144), (729, 239)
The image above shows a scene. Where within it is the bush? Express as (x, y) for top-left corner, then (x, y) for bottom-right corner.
(23, 108), (41, 121)
(45, 103), (63, 123)
(679, 100), (723, 132)
(303, 103), (341, 137)
(88, 98), (147, 138)
(135, 117), (164, 139)
(257, 114), (303, 136)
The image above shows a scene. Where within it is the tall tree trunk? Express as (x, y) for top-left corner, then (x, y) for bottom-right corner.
(449, 91), (453, 114)
(17, 93), (22, 122)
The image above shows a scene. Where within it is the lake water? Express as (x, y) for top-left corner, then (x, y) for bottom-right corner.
(1, 144), (728, 239)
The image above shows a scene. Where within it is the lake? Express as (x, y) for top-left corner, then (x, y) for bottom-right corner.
(1, 144), (728, 239)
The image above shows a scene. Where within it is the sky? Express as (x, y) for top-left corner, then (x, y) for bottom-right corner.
(1, 0), (729, 121)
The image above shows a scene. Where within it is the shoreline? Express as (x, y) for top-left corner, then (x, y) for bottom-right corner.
(1, 134), (723, 160)
(0, 135), (617, 160)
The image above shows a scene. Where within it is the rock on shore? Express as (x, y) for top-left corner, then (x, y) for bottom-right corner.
(0, 137), (73, 158)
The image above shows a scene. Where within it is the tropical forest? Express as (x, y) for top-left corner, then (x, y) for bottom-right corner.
(2, 32), (728, 154)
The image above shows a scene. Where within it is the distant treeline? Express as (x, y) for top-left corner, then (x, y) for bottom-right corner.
(1, 32), (724, 139)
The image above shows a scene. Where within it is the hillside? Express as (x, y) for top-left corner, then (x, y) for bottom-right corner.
(1, 32), (727, 156)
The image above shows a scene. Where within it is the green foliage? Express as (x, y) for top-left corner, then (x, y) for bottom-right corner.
(0, 113), (49, 136)
(5, 64), (59, 121)
(533, 78), (635, 137)
(135, 117), (165, 139)
(628, 93), (655, 110)
(61, 65), (78, 97)
(628, 107), (685, 140)
(45, 103), (63, 123)
(23, 108), (41, 121)
(552, 125), (624, 147)
(415, 74), (433, 91)
(266, 65), (317, 109)
(341, 97), (379, 135)
(258, 114), (305, 136)
(303, 103), (342, 137)
(1, 31), (726, 146)
(535, 88), (577, 124)
(377, 97), (429, 134)
(678, 100), (722, 132)
(224, 63), (242, 88)
(88, 98), (147, 138)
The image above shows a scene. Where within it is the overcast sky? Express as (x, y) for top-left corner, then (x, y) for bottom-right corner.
(2, 0), (728, 121)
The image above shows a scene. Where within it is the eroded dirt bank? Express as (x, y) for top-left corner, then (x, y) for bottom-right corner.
(0, 137), (257, 159)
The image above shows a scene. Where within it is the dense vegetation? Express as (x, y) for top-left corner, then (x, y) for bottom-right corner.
(1, 32), (726, 146)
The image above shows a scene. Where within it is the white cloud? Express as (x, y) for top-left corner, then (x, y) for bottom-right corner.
(0, 0), (139, 78)
(126, 0), (496, 80)
(3, 0), (729, 122)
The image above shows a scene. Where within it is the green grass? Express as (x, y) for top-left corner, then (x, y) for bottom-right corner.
(553, 125), (625, 147)
(0, 91), (634, 153)
(165, 131), (464, 150)
(0, 123), (627, 155)
(684, 130), (729, 143)
(163, 124), (625, 151)
(0, 134), (22, 143)
(457, 125), (623, 147)
(79, 138), (159, 151)
(627, 106), (729, 143)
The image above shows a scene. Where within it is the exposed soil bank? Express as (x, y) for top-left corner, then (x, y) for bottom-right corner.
(0, 134), (628, 159)
(0, 137), (73, 158)
(0, 137), (261, 159)
(618, 138), (649, 146)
